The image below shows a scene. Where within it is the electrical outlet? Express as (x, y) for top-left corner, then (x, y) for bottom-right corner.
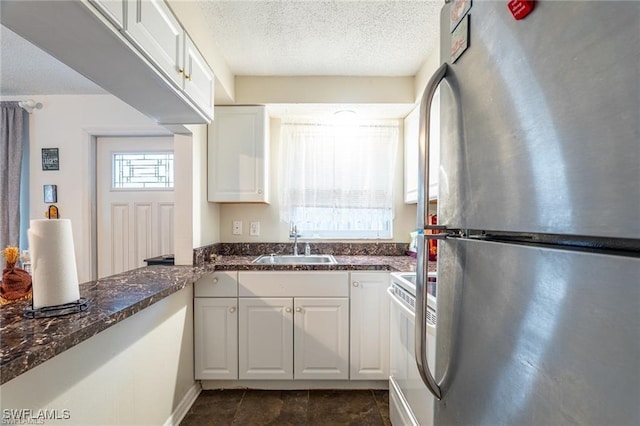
(232, 220), (242, 235)
(250, 222), (260, 236)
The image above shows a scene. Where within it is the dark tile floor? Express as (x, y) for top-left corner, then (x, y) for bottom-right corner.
(180, 389), (391, 426)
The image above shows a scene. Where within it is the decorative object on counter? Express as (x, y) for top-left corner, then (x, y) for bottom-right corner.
(1, 246), (33, 305)
(43, 184), (57, 203)
(45, 205), (59, 219)
(143, 254), (175, 266)
(21, 250), (31, 274)
(27, 218), (81, 310)
(427, 215), (438, 261)
(41, 147), (59, 171)
(407, 230), (419, 257)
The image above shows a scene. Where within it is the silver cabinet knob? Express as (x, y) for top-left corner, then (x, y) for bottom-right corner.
(213, 277), (218, 284)
(353, 281), (360, 287)
(229, 306), (236, 313)
(285, 307), (292, 313)
(295, 307), (302, 313)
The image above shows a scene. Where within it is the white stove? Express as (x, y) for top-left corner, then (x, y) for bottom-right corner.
(388, 271), (437, 426)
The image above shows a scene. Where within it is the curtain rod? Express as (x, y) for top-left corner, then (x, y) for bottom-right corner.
(18, 100), (43, 114)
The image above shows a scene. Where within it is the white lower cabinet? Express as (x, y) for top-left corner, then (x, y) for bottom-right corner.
(237, 271), (350, 381)
(349, 272), (390, 380)
(194, 298), (238, 380)
(238, 296), (349, 380)
(196, 270), (389, 384)
(194, 272), (238, 380)
(294, 297), (349, 380)
(238, 297), (294, 380)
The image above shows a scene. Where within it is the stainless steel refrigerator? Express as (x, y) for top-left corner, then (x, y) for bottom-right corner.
(415, 1), (640, 425)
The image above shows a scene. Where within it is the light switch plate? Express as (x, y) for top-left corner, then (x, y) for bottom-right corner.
(232, 220), (242, 235)
(250, 222), (260, 236)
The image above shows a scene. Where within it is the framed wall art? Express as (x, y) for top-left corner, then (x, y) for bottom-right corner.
(42, 148), (59, 171)
(44, 185), (58, 203)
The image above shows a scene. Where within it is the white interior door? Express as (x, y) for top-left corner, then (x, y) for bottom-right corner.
(97, 136), (174, 278)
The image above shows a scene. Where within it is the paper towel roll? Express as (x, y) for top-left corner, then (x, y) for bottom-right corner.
(28, 219), (80, 309)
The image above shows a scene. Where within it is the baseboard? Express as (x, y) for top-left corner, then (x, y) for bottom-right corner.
(201, 379), (388, 391)
(164, 382), (202, 426)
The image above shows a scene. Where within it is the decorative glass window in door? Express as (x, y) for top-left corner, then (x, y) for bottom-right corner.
(112, 152), (174, 189)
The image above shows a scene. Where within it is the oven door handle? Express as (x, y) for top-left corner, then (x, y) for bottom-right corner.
(387, 287), (415, 319)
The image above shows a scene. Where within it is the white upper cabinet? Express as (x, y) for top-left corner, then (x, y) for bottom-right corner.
(404, 91), (440, 204)
(208, 106), (270, 203)
(90, 0), (125, 29)
(404, 106), (420, 204)
(124, 0), (214, 120)
(1, 0), (213, 125)
(125, 0), (184, 88)
(182, 34), (215, 114)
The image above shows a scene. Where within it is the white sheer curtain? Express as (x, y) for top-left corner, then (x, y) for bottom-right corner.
(278, 119), (399, 238)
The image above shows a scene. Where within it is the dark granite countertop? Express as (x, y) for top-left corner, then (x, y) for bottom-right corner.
(0, 264), (215, 385)
(212, 254), (419, 272)
(1, 249), (423, 385)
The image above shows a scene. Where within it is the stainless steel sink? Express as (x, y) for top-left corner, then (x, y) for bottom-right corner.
(252, 254), (337, 265)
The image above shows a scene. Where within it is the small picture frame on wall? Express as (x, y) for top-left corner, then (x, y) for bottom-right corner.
(42, 148), (59, 171)
(43, 185), (58, 203)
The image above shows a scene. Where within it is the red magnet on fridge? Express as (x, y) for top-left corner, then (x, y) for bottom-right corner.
(508, 0), (534, 20)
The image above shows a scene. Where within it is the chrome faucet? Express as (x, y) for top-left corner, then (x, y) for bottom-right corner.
(290, 224), (300, 255)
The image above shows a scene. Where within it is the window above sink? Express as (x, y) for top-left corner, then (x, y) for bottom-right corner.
(278, 118), (399, 239)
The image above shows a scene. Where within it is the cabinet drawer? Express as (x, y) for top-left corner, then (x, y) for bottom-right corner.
(194, 272), (238, 297)
(238, 271), (349, 297)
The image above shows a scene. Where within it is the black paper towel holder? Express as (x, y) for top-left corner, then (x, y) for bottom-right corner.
(24, 298), (89, 319)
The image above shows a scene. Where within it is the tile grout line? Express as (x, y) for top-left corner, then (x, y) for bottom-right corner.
(370, 389), (387, 425)
(231, 389), (247, 424)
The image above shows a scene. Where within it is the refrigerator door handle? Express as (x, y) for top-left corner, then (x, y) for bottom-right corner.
(415, 62), (449, 401)
(416, 232), (443, 400)
(418, 62), (448, 229)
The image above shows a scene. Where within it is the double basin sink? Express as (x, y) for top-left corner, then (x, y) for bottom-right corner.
(252, 254), (337, 265)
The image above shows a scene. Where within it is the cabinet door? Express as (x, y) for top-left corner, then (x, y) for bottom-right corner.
(208, 106), (269, 203)
(126, 0), (184, 88)
(182, 34), (214, 114)
(404, 93), (440, 204)
(238, 298), (293, 380)
(90, 0), (125, 29)
(404, 105), (419, 204)
(194, 298), (238, 380)
(350, 272), (390, 380)
(194, 271), (238, 298)
(294, 298), (349, 380)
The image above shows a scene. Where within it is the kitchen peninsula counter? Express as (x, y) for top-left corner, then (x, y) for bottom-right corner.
(0, 264), (215, 385)
(1, 251), (424, 385)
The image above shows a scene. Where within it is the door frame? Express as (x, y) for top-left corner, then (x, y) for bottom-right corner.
(84, 127), (173, 281)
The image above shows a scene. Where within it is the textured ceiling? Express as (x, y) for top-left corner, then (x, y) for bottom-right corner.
(0, 1), (442, 118)
(197, 0), (442, 76)
(0, 25), (106, 96)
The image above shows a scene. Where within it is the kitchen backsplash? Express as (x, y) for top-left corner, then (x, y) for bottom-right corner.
(193, 242), (409, 265)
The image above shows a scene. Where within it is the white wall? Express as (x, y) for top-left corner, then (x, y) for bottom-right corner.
(173, 125), (220, 265)
(8, 94), (185, 282)
(187, 124), (220, 248)
(218, 117), (417, 243)
(0, 286), (197, 426)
